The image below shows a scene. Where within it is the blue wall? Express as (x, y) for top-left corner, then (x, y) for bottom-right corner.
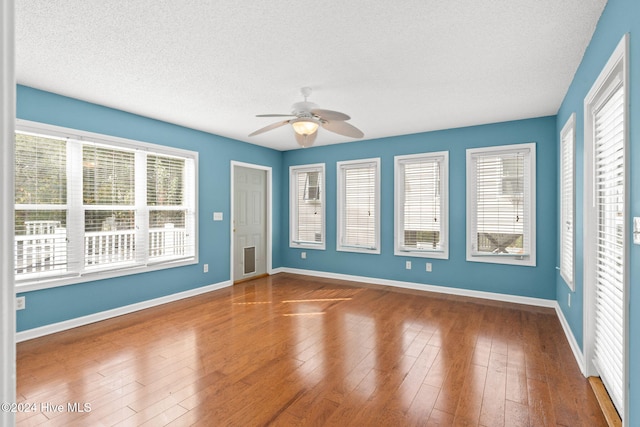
(16, 85), (283, 331)
(555, 0), (639, 423)
(16, 86), (558, 333)
(281, 116), (558, 300)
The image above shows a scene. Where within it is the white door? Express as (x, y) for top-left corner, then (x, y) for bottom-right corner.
(233, 166), (267, 282)
(584, 35), (628, 420)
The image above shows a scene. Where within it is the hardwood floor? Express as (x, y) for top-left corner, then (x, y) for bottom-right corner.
(16, 273), (607, 426)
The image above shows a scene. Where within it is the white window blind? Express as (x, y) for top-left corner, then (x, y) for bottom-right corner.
(147, 154), (196, 261)
(290, 164), (325, 249)
(560, 115), (575, 289)
(14, 121), (198, 290)
(14, 132), (68, 280)
(467, 143), (536, 266)
(395, 152), (448, 258)
(337, 158), (380, 253)
(83, 144), (136, 269)
(592, 82), (625, 416)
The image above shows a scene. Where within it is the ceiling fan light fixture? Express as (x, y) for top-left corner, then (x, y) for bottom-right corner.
(291, 119), (319, 136)
(295, 130), (317, 148)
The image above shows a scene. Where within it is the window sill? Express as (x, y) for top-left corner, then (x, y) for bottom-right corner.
(394, 249), (448, 260)
(290, 242), (326, 251)
(337, 246), (380, 255)
(15, 257), (198, 294)
(466, 253), (536, 267)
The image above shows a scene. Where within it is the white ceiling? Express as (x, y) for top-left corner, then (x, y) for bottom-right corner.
(16, 1), (607, 151)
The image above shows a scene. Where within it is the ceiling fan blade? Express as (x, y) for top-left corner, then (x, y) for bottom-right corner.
(248, 120), (289, 137)
(256, 114), (296, 117)
(321, 120), (364, 138)
(311, 109), (350, 121)
(295, 131), (317, 148)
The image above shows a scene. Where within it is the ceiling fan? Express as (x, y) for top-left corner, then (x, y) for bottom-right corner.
(249, 87), (364, 148)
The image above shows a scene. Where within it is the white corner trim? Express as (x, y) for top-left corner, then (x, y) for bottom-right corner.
(1, 1), (17, 424)
(554, 301), (586, 375)
(278, 267), (556, 308)
(270, 267), (287, 275)
(16, 280), (232, 342)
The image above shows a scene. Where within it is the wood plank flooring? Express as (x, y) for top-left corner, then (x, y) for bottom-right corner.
(16, 273), (607, 426)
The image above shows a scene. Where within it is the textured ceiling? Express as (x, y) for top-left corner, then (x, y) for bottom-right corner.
(16, 1), (607, 151)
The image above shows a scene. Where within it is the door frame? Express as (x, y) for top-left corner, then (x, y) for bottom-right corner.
(582, 33), (629, 423)
(230, 161), (273, 282)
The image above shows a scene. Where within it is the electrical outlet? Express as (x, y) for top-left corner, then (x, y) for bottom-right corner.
(301, 252), (307, 259)
(426, 262), (432, 272)
(16, 296), (25, 310)
(568, 293), (571, 307)
(203, 264), (209, 273)
(405, 261), (411, 270)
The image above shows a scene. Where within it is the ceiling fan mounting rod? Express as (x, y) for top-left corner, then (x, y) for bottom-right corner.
(300, 86), (313, 102)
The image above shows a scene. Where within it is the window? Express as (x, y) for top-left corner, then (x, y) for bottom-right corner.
(290, 164), (325, 249)
(14, 121), (198, 290)
(466, 143), (536, 266)
(82, 144), (136, 268)
(15, 132), (68, 277)
(337, 158), (380, 253)
(147, 154), (193, 260)
(560, 114), (575, 289)
(395, 152), (448, 258)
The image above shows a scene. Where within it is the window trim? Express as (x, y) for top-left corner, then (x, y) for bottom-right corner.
(466, 142), (536, 266)
(14, 119), (199, 293)
(336, 158), (381, 254)
(289, 163), (326, 250)
(559, 113), (575, 290)
(394, 151), (449, 259)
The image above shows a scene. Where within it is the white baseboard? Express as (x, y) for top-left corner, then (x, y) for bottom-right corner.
(16, 280), (232, 342)
(277, 267), (557, 308)
(554, 302), (586, 375)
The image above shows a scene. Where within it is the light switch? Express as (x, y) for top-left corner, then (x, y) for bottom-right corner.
(213, 212), (223, 221)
